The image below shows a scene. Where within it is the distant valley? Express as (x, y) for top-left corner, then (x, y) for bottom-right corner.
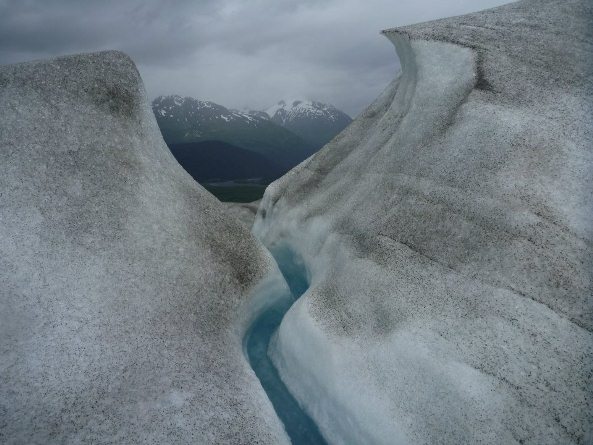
(152, 95), (352, 200)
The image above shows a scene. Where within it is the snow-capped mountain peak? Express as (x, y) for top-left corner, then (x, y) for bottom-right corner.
(264, 99), (344, 124)
(151, 95), (317, 169)
(152, 95), (258, 124)
(263, 99), (352, 148)
(152, 95), (352, 152)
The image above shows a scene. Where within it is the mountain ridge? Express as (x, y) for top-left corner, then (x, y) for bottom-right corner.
(265, 99), (352, 148)
(152, 95), (315, 169)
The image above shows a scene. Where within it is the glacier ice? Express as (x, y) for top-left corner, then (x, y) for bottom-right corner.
(224, 200), (261, 228)
(254, 0), (593, 443)
(0, 51), (291, 444)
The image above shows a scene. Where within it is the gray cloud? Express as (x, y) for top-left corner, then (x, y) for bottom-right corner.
(0, 0), (511, 116)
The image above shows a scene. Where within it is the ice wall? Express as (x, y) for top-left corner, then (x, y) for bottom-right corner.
(0, 51), (290, 444)
(254, 0), (593, 443)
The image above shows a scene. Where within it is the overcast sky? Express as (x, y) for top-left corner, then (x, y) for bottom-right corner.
(0, 0), (511, 116)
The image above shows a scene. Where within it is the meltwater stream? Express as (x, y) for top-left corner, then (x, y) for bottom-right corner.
(245, 246), (328, 445)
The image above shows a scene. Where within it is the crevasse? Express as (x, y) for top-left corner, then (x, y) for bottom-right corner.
(243, 245), (328, 444)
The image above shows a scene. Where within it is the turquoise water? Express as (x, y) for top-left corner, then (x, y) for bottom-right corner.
(244, 246), (327, 444)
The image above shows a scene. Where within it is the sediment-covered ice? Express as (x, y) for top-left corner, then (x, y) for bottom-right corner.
(225, 200), (261, 228)
(0, 51), (290, 444)
(254, 1), (593, 443)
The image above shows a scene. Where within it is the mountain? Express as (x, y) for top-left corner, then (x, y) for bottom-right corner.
(265, 99), (352, 148)
(168, 140), (283, 182)
(152, 95), (315, 169)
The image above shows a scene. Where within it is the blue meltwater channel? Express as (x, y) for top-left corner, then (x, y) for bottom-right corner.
(244, 246), (328, 444)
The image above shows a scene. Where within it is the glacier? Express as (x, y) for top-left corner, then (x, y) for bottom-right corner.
(0, 51), (292, 444)
(253, 0), (593, 444)
(1, 0), (592, 443)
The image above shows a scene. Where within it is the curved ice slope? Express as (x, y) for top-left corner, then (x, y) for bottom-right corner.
(0, 51), (290, 444)
(254, 1), (593, 443)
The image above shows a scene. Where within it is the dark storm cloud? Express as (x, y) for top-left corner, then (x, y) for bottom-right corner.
(0, 0), (214, 64)
(0, 0), (511, 116)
